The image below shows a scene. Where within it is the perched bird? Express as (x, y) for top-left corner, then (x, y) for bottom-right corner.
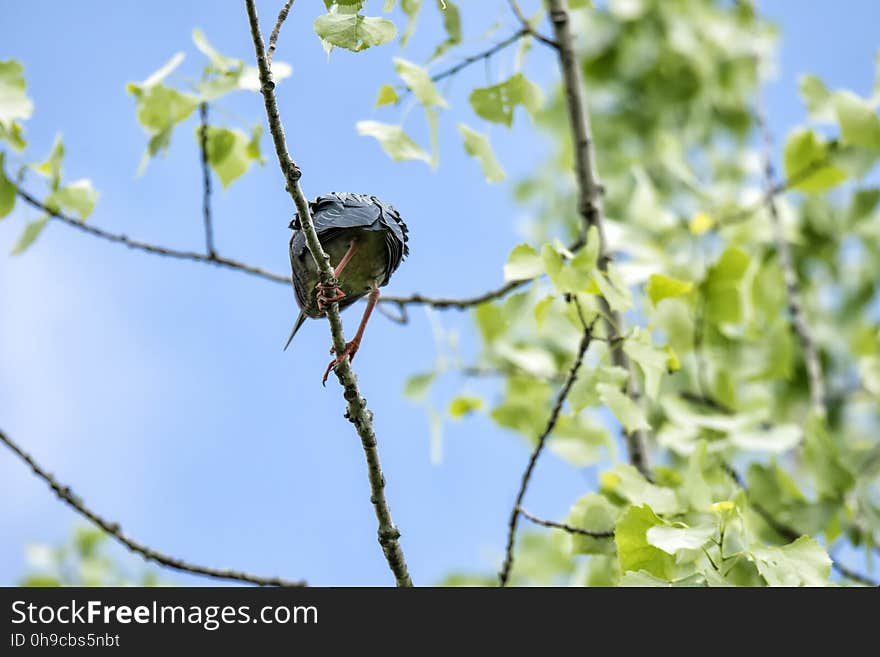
(284, 192), (409, 383)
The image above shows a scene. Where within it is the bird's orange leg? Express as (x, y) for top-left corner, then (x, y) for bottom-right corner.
(315, 240), (359, 312)
(322, 284), (380, 385)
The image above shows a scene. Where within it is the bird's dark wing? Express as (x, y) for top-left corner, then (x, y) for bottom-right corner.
(290, 192), (381, 234)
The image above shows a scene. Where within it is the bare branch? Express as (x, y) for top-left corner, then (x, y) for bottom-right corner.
(398, 29), (530, 101)
(14, 185), (290, 284)
(0, 428), (304, 587)
(499, 315), (596, 586)
(506, 0), (559, 48)
(518, 507), (614, 538)
(198, 102), (216, 258)
(756, 100), (826, 418)
(267, 0), (295, 65)
(548, 0), (650, 478)
(381, 279), (525, 310)
(245, 0), (413, 587)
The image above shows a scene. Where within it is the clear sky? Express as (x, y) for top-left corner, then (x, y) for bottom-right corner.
(1, 1), (877, 586)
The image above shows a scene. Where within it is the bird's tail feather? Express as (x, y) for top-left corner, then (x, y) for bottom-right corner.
(283, 311), (308, 351)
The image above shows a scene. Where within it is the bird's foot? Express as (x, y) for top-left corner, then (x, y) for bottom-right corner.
(321, 339), (361, 386)
(315, 281), (345, 312)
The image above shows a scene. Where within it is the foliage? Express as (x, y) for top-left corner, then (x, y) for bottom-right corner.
(4, 0), (880, 587)
(20, 527), (160, 587)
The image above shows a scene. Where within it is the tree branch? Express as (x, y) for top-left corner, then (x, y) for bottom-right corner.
(245, 0), (412, 587)
(267, 0), (295, 65)
(518, 507), (614, 538)
(506, 0), (559, 49)
(547, 0), (651, 479)
(14, 185), (290, 284)
(498, 314), (596, 586)
(756, 100), (826, 418)
(398, 29), (530, 102)
(0, 428), (304, 587)
(198, 102), (216, 258)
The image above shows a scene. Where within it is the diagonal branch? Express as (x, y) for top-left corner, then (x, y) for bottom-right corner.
(14, 185), (291, 284)
(198, 102), (216, 258)
(518, 507), (614, 538)
(399, 29), (530, 101)
(0, 428), (305, 587)
(267, 0), (295, 65)
(547, 0), (650, 478)
(245, 0), (412, 587)
(498, 314), (596, 586)
(506, 0), (559, 48)
(756, 100), (827, 418)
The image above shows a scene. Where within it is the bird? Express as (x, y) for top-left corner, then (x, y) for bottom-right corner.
(284, 192), (409, 384)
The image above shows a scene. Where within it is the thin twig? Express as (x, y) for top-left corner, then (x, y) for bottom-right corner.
(267, 0), (295, 65)
(506, 0), (559, 48)
(14, 185), (290, 284)
(498, 316), (596, 586)
(245, 0), (413, 587)
(0, 428), (304, 587)
(518, 507), (614, 538)
(198, 103), (216, 258)
(718, 145), (839, 227)
(756, 99), (826, 417)
(548, 0), (651, 478)
(381, 280), (525, 309)
(399, 29), (529, 101)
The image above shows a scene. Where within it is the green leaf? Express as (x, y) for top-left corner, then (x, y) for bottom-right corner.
(503, 243), (542, 281)
(567, 494), (618, 555)
(682, 441), (713, 511)
(601, 464), (678, 514)
(799, 74), (834, 122)
(375, 83), (399, 107)
(33, 135), (65, 190)
(314, 13), (397, 52)
(833, 91), (880, 150)
(750, 536), (831, 587)
(46, 179), (99, 220)
(394, 58), (447, 108)
(431, 0), (462, 59)
(646, 274), (693, 306)
(403, 371), (435, 400)
(542, 243), (592, 293)
(703, 246), (750, 324)
(201, 126), (261, 188)
(804, 416), (854, 499)
(192, 28), (239, 71)
(0, 154), (15, 219)
(0, 59), (34, 125)
(728, 424), (801, 453)
(136, 52), (185, 89)
(622, 329), (667, 399)
(646, 524), (715, 554)
(569, 365), (628, 412)
(469, 73), (544, 127)
(11, 215), (48, 255)
(399, 0), (423, 45)
(591, 267), (632, 312)
(597, 383), (650, 433)
(458, 124), (506, 183)
(783, 128), (847, 193)
(615, 505), (676, 580)
(0, 120), (27, 150)
(356, 121), (431, 163)
(474, 303), (506, 342)
(448, 395), (483, 418)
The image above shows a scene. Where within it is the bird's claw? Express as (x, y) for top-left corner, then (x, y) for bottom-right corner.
(321, 340), (361, 386)
(315, 281), (346, 312)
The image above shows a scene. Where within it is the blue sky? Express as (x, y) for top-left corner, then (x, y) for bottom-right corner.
(0, 1), (877, 586)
